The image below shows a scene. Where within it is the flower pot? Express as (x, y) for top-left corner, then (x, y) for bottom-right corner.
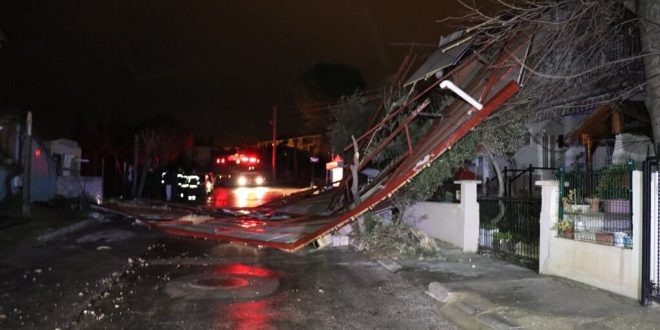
(586, 197), (600, 212)
(493, 239), (512, 253)
(595, 232), (614, 245)
(560, 228), (574, 239)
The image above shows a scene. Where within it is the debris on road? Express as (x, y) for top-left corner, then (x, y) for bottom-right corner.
(426, 282), (450, 303)
(357, 220), (441, 259)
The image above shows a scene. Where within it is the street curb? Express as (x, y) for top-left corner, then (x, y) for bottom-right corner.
(377, 259), (402, 272)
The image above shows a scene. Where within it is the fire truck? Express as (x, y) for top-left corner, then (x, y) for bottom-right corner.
(214, 151), (267, 186)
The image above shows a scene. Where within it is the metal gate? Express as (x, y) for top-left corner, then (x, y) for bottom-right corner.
(478, 197), (541, 270)
(642, 158), (660, 304)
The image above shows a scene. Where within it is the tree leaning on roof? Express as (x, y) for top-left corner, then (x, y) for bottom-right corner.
(637, 0), (660, 146)
(454, 0), (652, 151)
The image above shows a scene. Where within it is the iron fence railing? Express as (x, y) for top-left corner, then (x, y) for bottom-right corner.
(558, 162), (634, 248)
(479, 197), (540, 269)
(481, 165), (557, 199)
(642, 158), (660, 305)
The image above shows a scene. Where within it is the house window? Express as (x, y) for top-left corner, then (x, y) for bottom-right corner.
(52, 153), (63, 176)
(525, 131), (532, 146)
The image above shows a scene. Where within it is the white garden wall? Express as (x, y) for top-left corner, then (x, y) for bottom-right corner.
(536, 172), (642, 300)
(402, 180), (480, 252)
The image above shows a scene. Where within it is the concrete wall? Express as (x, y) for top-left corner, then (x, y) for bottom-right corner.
(402, 180), (479, 252)
(537, 172), (642, 300)
(57, 176), (103, 203)
(30, 139), (57, 202)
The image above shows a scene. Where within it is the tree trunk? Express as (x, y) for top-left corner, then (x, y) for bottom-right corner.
(137, 153), (151, 198)
(350, 135), (362, 233)
(350, 135), (361, 206)
(482, 145), (505, 197)
(482, 144), (506, 225)
(637, 0), (660, 147)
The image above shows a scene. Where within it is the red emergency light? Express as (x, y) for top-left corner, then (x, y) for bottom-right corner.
(222, 153), (260, 166)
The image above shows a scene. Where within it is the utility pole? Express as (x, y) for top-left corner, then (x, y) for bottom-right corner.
(22, 111), (32, 215)
(271, 106), (277, 183)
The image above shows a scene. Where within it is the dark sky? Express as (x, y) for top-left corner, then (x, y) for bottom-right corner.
(0, 1), (484, 145)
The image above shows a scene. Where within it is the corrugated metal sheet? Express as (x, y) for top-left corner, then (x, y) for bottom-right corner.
(404, 31), (472, 87)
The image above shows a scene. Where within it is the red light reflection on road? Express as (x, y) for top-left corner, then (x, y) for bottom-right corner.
(211, 186), (307, 208)
(195, 277), (249, 288)
(212, 187), (276, 208)
(212, 188), (232, 207)
(221, 299), (276, 330)
(233, 187), (267, 208)
(237, 220), (265, 232)
(213, 263), (278, 278)
(214, 264), (280, 329)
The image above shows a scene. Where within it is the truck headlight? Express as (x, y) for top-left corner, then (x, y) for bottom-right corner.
(237, 176), (247, 186)
(255, 176), (264, 185)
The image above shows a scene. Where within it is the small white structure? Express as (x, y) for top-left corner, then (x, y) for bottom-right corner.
(45, 138), (103, 202)
(45, 138), (81, 176)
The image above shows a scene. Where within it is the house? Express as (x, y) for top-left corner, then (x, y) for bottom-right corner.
(0, 115), (57, 202)
(45, 138), (81, 176)
(394, 1), (657, 302)
(43, 138), (102, 202)
(404, 3), (647, 198)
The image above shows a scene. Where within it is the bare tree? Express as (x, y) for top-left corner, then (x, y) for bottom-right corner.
(134, 116), (193, 198)
(637, 0), (660, 146)
(449, 0), (649, 154)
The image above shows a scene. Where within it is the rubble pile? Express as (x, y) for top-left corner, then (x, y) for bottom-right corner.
(356, 221), (441, 259)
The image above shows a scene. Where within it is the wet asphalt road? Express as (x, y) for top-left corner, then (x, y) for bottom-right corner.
(1, 189), (454, 329)
(71, 234), (455, 329)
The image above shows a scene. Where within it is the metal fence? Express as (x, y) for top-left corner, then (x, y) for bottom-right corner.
(642, 158), (660, 305)
(481, 165), (557, 199)
(558, 162), (633, 248)
(479, 197), (540, 269)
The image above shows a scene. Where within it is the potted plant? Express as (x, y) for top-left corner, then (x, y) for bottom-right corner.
(493, 231), (513, 252)
(563, 188), (589, 214)
(552, 219), (574, 239)
(444, 191), (455, 202)
(595, 163), (631, 214)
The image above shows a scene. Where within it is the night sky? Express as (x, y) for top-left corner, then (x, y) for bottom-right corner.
(0, 1), (485, 145)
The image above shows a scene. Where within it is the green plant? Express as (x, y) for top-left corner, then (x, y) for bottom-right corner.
(480, 222), (497, 230)
(493, 231), (513, 241)
(395, 132), (478, 204)
(595, 163), (630, 199)
(562, 188), (577, 209)
(363, 212), (379, 233)
(552, 219), (573, 231)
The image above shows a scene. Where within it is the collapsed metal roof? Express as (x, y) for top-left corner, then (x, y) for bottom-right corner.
(96, 32), (529, 252)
